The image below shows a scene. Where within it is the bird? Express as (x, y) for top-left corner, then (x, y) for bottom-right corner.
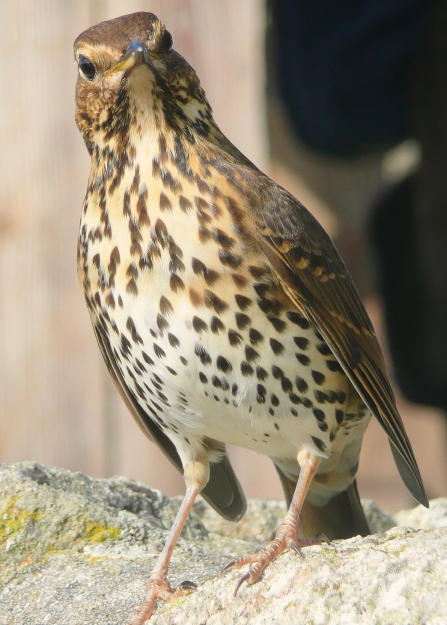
(74, 12), (428, 624)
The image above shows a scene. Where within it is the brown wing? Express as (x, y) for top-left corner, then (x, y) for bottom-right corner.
(93, 321), (247, 521)
(251, 178), (428, 507)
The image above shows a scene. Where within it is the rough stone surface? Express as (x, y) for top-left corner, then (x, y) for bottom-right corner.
(1, 462), (446, 625)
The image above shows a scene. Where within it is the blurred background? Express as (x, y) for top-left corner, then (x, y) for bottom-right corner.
(1, 0), (446, 513)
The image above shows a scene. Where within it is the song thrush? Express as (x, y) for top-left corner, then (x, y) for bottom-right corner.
(74, 12), (428, 624)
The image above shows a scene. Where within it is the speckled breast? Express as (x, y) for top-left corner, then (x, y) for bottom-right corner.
(78, 143), (369, 476)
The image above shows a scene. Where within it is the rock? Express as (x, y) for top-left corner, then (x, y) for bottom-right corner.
(1, 462), (446, 625)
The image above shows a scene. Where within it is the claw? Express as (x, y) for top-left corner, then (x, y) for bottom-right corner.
(315, 533), (330, 544)
(289, 542), (305, 558)
(221, 559), (237, 576)
(178, 580), (198, 594)
(234, 571), (251, 596)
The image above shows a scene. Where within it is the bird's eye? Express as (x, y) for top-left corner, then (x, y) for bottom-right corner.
(78, 55), (96, 80)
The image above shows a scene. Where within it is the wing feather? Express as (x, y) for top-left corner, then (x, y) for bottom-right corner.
(252, 179), (428, 507)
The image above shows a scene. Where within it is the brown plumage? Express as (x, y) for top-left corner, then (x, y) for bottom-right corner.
(74, 12), (428, 624)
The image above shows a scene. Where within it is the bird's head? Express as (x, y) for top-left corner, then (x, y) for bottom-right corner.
(74, 12), (212, 155)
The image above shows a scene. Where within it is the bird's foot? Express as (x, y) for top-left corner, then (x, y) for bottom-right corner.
(127, 576), (197, 625)
(222, 520), (326, 594)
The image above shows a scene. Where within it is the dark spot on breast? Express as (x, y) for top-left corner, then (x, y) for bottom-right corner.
(160, 295), (173, 316)
(318, 421), (329, 432)
(294, 337), (309, 350)
(137, 190), (150, 226)
(245, 331), (262, 350)
(154, 218), (168, 244)
(216, 355), (232, 373)
(232, 273), (248, 288)
(311, 370), (326, 385)
(281, 377), (293, 393)
(271, 365), (284, 379)
(204, 290), (228, 314)
(245, 345), (259, 362)
(248, 265), (268, 280)
(256, 366), (268, 381)
(194, 344), (212, 365)
(257, 297), (283, 316)
(296, 353), (310, 366)
(168, 333), (180, 348)
(129, 218), (143, 256)
(218, 249), (242, 268)
(195, 196), (210, 212)
(212, 375), (222, 388)
(212, 228), (235, 249)
(228, 329), (243, 346)
(179, 195), (193, 212)
(191, 258), (220, 286)
(295, 376), (308, 393)
(142, 351), (154, 366)
(170, 274), (185, 292)
(157, 314), (169, 332)
(126, 317), (143, 344)
(92, 253), (100, 269)
(314, 390), (327, 404)
(337, 391), (347, 403)
(235, 312), (251, 330)
(197, 178), (211, 195)
(286, 311), (310, 329)
(270, 338), (285, 355)
(268, 316), (287, 333)
(241, 361), (254, 376)
(312, 436), (326, 452)
(301, 396), (313, 409)
(289, 393), (301, 405)
(253, 283), (270, 298)
(162, 169), (182, 194)
(123, 189), (131, 216)
(256, 384), (266, 404)
(105, 293), (115, 308)
(120, 334), (132, 360)
(199, 372), (208, 384)
(235, 294), (252, 310)
(130, 166), (140, 194)
(271, 394), (279, 407)
(210, 316), (225, 334)
(198, 226), (212, 242)
(192, 316), (208, 334)
(160, 192), (172, 211)
(126, 279), (138, 296)
(313, 408), (326, 422)
(317, 343), (332, 356)
(126, 262), (138, 280)
(154, 343), (166, 359)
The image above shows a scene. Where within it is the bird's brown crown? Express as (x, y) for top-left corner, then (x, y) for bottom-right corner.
(74, 12), (213, 155)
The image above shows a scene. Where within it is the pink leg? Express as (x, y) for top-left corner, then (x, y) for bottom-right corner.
(223, 450), (322, 591)
(128, 455), (209, 624)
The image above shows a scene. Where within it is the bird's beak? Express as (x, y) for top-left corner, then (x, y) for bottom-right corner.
(108, 40), (149, 75)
